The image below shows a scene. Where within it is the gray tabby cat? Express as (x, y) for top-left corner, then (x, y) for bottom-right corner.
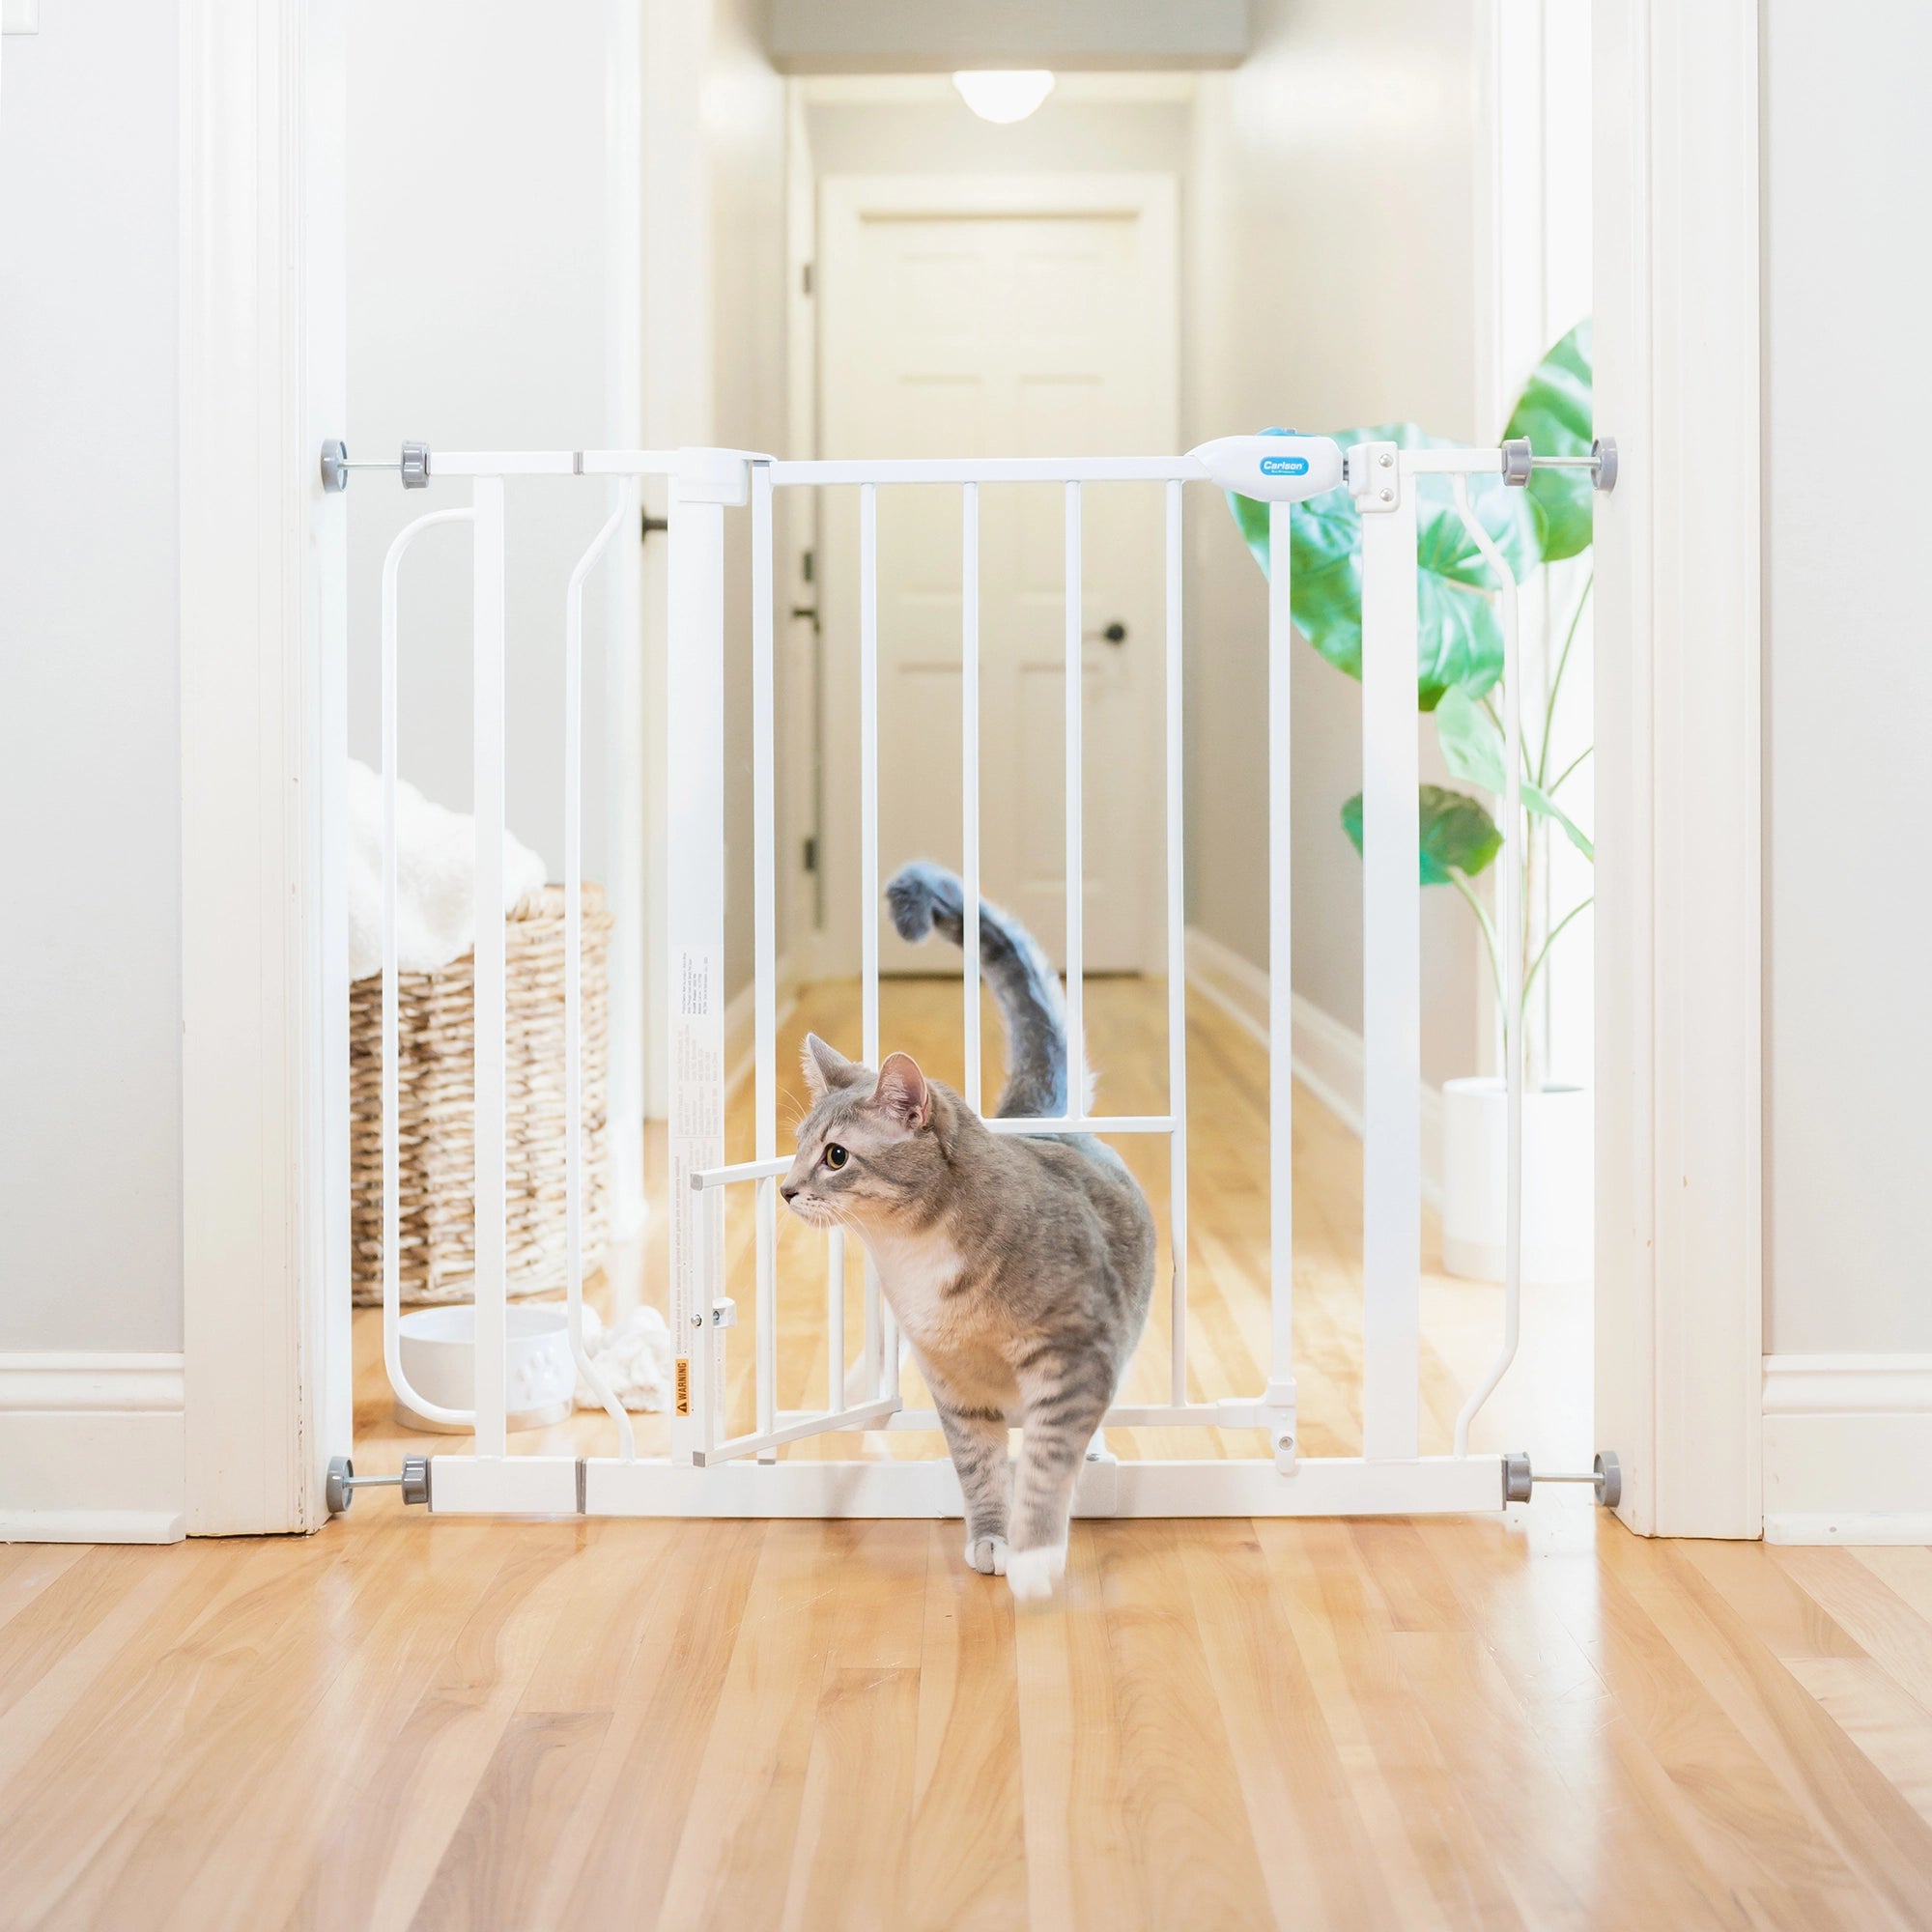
(780, 861), (1154, 1603)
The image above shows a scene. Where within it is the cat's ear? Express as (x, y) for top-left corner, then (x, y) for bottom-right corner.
(801, 1033), (860, 1100)
(871, 1052), (930, 1130)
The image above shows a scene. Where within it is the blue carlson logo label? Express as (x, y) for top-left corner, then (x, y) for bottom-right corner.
(1260, 454), (1310, 477)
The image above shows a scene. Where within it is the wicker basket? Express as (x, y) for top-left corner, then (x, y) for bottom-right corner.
(349, 884), (613, 1306)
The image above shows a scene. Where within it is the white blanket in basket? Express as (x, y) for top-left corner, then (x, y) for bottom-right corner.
(346, 758), (548, 980)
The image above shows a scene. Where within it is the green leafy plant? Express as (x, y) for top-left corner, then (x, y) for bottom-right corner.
(1228, 322), (1596, 1073)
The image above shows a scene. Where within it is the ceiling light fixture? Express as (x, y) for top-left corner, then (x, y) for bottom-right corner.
(952, 70), (1056, 125)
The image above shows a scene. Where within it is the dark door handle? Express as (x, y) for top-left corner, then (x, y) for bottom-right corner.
(1084, 620), (1127, 646)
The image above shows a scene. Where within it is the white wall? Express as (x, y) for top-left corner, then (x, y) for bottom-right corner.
(1185, 0), (1486, 1088)
(1762, 0), (1932, 1357)
(0, 4), (183, 1352)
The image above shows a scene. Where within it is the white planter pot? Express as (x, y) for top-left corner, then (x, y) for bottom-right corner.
(1440, 1078), (1593, 1285)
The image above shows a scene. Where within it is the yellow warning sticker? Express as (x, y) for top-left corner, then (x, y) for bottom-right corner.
(675, 1356), (691, 1416)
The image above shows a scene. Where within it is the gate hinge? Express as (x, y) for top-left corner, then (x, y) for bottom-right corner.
(674, 447), (755, 507)
(1347, 440), (1401, 514)
(1072, 1445), (1119, 1518)
(1264, 1377), (1297, 1473)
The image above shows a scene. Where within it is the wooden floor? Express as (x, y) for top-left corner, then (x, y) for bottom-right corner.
(6, 980), (1931, 1927)
(7, 1509), (1932, 1926)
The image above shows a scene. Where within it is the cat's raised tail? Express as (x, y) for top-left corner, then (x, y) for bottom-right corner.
(884, 861), (1081, 1121)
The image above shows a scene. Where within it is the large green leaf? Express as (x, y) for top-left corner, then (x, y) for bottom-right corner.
(1229, 423), (1540, 709)
(1502, 319), (1595, 562)
(1342, 783), (1503, 885)
(1433, 686), (1594, 861)
(1227, 321), (1595, 705)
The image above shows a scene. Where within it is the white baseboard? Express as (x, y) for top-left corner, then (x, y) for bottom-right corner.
(1184, 926), (1443, 1207)
(0, 1352), (186, 1543)
(724, 952), (799, 1098)
(1762, 1354), (1932, 1544)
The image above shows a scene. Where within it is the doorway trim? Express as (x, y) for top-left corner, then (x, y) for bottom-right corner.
(177, 11), (1764, 1544)
(1592, 0), (1764, 1538)
(179, 0), (347, 1533)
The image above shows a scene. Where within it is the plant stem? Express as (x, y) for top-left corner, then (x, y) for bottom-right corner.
(1521, 808), (1540, 1087)
(1548, 743), (1593, 795)
(1520, 896), (1593, 1016)
(1537, 571), (1593, 784)
(1451, 867), (1505, 1040)
(1480, 690), (1535, 781)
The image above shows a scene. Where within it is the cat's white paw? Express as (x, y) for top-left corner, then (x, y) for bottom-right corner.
(964, 1533), (1009, 1576)
(1006, 1543), (1066, 1605)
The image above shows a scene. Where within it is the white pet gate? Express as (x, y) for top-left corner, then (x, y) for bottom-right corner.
(323, 428), (1619, 1521)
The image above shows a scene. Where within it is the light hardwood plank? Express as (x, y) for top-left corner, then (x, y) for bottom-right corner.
(1776, 1544), (1932, 1718)
(1011, 1528), (1140, 1932)
(1092, 1520), (1276, 1927)
(0, 1544), (85, 1642)
(557, 1521), (768, 1925)
(1783, 1657), (1932, 1828)
(3, 1504), (1929, 1929)
(3, 978), (1929, 1926)
(1262, 1519), (1523, 1931)
(1183, 1518), (1400, 1929)
(1590, 1533), (1900, 1931)
(1666, 1541), (1932, 1930)
(909, 1527), (1029, 1931)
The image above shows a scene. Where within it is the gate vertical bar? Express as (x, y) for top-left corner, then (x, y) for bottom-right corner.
(667, 468), (730, 1462)
(695, 1179), (718, 1453)
(605, 474), (648, 1249)
(859, 482), (891, 1399)
(1450, 477), (1524, 1455)
(566, 503), (635, 1455)
(752, 464), (779, 1442)
(1064, 482), (1085, 1115)
(380, 510), (477, 1430)
(1266, 498), (1298, 1450)
(471, 475), (509, 1457)
(826, 1229), (845, 1410)
(1165, 482), (1189, 1406)
(1355, 445), (1422, 1460)
(962, 484), (982, 1114)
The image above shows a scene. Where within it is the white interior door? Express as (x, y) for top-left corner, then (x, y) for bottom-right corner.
(816, 176), (1178, 980)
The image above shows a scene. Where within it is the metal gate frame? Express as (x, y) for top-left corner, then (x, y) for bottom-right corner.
(327, 428), (1616, 1521)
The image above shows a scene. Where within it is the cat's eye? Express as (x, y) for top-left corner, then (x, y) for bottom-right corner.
(823, 1144), (848, 1170)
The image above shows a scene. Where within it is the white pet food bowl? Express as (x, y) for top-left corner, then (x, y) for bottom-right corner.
(394, 1302), (578, 1433)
